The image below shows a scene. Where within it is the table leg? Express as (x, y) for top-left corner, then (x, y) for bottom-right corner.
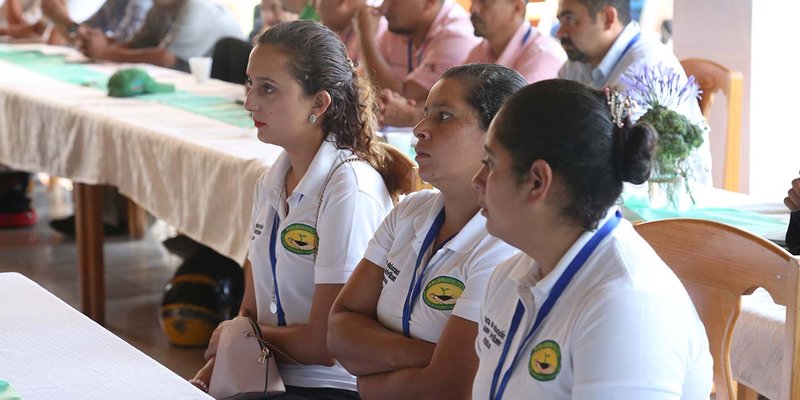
(74, 183), (105, 324)
(126, 197), (146, 239)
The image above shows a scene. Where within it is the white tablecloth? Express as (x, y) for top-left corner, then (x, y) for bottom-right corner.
(0, 272), (212, 399)
(0, 45), (283, 263)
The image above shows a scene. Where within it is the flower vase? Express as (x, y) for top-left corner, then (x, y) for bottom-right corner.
(647, 175), (692, 211)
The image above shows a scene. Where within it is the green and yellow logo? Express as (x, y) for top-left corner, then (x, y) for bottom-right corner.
(281, 223), (317, 255)
(529, 340), (561, 381)
(422, 276), (464, 310)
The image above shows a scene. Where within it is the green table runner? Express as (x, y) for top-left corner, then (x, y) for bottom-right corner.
(0, 48), (252, 128)
(623, 195), (787, 238)
(0, 381), (21, 400)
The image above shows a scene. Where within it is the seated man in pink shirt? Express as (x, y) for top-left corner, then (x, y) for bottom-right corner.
(465, 0), (565, 83)
(316, 0), (386, 63)
(357, 0), (479, 127)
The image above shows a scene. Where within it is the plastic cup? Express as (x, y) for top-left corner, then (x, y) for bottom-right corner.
(188, 56), (212, 84)
(384, 131), (414, 158)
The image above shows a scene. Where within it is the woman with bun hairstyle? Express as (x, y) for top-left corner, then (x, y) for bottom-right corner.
(471, 79), (713, 399)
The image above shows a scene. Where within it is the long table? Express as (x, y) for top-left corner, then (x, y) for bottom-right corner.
(0, 272), (213, 399)
(0, 44), (282, 323)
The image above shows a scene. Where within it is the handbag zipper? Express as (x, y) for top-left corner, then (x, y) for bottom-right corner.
(245, 317), (270, 364)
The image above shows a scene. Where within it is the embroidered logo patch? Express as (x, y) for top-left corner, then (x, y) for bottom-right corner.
(422, 276), (464, 310)
(529, 340), (561, 381)
(281, 223), (317, 255)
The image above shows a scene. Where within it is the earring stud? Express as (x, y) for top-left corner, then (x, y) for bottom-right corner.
(308, 114), (317, 124)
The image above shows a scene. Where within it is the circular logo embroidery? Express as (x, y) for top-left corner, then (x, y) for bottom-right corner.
(529, 340), (561, 381)
(280, 224), (317, 255)
(422, 276), (464, 310)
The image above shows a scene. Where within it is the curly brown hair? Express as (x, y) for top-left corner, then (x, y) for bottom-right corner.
(254, 20), (403, 198)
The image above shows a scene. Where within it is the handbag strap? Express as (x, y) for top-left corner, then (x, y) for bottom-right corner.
(313, 157), (367, 261)
(264, 340), (304, 365)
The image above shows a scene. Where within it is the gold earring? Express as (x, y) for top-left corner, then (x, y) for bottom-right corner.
(308, 114), (317, 124)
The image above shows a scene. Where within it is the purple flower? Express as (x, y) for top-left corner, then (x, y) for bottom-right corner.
(619, 62), (702, 110)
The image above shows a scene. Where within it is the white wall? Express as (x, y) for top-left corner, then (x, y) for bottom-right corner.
(218, 0), (260, 37)
(673, 0), (800, 201)
(748, 1), (800, 201)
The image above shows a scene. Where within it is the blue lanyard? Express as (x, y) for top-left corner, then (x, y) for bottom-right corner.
(401, 208), (447, 337)
(268, 211), (287, 326)
(407, 38), (425, 74)
(521, 26), (533, 45)
(489, 211), (622, 400)
(621, 32), (640, 58)
(610, 32), (641, 74)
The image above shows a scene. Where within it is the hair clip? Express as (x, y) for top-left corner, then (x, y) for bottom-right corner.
(604, 87), (633, 128)
(347, 58), (358, 73)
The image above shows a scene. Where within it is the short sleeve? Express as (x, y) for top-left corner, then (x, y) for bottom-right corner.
(452, 244), (514, 323)
(362, 201), (401, 269)
(246, 172), (268, 264)
(314, 171), (390, 284)
(474, 258), (508, 357)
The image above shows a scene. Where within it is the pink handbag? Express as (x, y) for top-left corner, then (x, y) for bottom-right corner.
(208, 316), (285, 399)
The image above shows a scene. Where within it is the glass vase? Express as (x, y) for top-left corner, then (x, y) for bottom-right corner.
(647, 175), (692, 211)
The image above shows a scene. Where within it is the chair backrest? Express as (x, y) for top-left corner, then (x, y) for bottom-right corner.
(633, 218), (800, 400)
(373, 142), (429, 200)
(210, 37), (253, 85)
(680, 58), (744, 192)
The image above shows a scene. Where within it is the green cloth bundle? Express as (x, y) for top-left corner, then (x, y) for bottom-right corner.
(107, 68), (175, 97)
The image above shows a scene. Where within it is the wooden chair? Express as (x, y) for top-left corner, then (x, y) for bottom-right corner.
(679, 58), (743, 192)
(374, 142), (430, 200)
(633, 219), (800, 400)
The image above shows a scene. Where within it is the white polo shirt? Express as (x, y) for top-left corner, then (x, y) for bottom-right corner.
(248, 140), (393, 391)
(472, 210), (713, 399)
(363, 190), (516, 343)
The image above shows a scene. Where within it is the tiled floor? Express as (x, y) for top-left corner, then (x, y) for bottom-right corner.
(0, 182), (206, 379)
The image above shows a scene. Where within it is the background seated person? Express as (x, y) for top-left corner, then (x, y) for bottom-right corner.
(465, 0), (566, 83)
(41, 0), (153, 44)
(356, 0), (479, 128)
(327, 64), (523, 399)
(79, 0), (242, 71)
(315, 0), (386, 64)
(555, 0), (711, 185)
(0, 0), (49, 40)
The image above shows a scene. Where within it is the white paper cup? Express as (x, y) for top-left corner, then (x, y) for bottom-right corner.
(188, 56), (213, 84)
(384, 131), (414, 157)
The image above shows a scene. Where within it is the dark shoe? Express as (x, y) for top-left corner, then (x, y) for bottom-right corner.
(0, 208), (36, 228)
(49, 215), (127, 237)
(162, 234), (201, 258)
